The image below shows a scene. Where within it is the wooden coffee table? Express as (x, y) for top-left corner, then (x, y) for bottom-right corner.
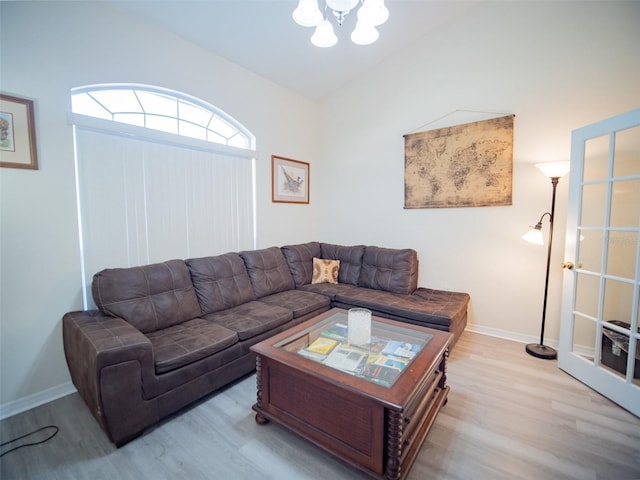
(251, 308), (452, 480)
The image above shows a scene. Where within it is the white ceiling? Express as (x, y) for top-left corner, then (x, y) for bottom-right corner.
(108, 1), (482, 100)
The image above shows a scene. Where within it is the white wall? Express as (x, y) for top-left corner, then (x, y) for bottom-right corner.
(316, 2), (640, 342)
(0, 2), (319, 413)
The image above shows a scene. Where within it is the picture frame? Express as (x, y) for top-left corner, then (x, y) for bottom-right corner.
(272, 155), (309, 204)
(0, 93), (39, 170)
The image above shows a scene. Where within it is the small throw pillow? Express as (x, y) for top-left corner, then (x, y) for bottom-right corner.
(312, 258), (340, 284)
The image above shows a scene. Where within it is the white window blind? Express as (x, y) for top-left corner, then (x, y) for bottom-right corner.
(73, 122), (256, 309)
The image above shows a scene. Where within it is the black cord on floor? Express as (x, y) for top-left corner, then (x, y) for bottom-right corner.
(0, 425), (59, 458)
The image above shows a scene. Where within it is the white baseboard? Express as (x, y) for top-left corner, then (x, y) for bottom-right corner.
(465, 325), (595, 357)
(464, 324), (559, 348)
(0, 382), (76, 421)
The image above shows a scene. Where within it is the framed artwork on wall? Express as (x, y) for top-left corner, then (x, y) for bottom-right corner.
(0, 93), (39, 170)
(272, 155), (309, 204)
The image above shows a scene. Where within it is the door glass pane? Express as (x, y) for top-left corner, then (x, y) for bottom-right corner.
(606, 231), (637, 279)
(610, 178), (640, 228)
(572, 314), (596, 361)
(613, 125), (640, 177)
(583, 134), (610, 182)
(581, 183), (607, 227)
(603, 278), (634, 324)
(577, 229), (603, 273)
(601, 321), (630, 379)
(575, 272), (600, 318)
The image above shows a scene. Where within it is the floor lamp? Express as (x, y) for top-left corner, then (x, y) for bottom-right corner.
(522, 161), (570, 360)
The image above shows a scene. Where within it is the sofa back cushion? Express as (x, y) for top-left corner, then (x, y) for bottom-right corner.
(281, 242), (321, 287)
(320, 243), (365, 286)
(358, 246), (418, 295)
(239, 247), (296, 298)
(92, 259), (202, 333)
(186, 253), (256, 315)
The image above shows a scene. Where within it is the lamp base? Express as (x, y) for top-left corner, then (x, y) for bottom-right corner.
(525, 343), (557, 360)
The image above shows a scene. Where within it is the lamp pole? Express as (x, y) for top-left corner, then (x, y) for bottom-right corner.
(526, 176), (560, 360)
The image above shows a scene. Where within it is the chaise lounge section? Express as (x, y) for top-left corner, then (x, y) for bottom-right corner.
(63, 242), (469, 446)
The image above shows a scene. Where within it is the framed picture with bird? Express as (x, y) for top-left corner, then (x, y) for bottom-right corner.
(272, 155), (309, 204)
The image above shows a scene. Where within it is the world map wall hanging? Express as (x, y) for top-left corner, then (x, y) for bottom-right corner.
(404, 115), (514, 208)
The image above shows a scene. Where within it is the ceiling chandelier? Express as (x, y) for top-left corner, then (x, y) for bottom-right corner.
(293, 0), (389, 48)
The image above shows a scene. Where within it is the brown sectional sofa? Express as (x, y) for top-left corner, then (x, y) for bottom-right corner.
(63, 242), (469, 446)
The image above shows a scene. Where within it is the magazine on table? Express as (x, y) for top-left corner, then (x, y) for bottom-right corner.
(324, 346), (368, 374)
(319, 322), (349, 341)
(306, 337), (338, 355)
(381, 340), (423, 359)
(362, 363), (400, 387)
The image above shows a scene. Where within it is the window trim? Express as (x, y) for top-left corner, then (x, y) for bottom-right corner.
(68, 112), (257, 159)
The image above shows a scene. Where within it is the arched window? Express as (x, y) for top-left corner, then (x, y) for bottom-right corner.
(70, 84), (256, 308)
(71, 84), (253, 149)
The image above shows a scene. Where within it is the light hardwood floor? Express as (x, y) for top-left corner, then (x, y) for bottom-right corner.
(1, 331), (639, 480)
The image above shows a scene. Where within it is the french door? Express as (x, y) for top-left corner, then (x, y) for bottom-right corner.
(558, 108), (640, 417)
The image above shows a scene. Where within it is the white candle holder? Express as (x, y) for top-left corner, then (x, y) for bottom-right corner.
(348, 308), (372, 346)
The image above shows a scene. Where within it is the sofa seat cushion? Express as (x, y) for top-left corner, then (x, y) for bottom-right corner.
(258, 289), (330, 318)
(334, 287), (470, 328)
(146, 319), (238, 374)
(186, 253), (255, 315)
(320, 243), (365, 286)
(92, 259), (202, 333)
(411, 288), (471, 323)
(358, 246), (418, 295)
(240, 247), (296, 298)
(299, 282), (362, 301)
(281, 242), (321, 287)
(204, 301), (292, 340)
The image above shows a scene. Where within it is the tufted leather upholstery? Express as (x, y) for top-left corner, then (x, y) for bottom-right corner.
(146, 318), (238, 374)
(320, 243), (365, 285)
(186, 253), (256, 315)
(203, 301), (292, 341)
(281, 241), (321, 287)
(358, 246), (418, 295)
(92, 259), (202, 334)
(239, 247), (295, 298)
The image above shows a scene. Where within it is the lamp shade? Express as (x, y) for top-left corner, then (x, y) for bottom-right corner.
(351, 22), (379, 45)
(522, 225), (545, 245)
(535, 161), (570, 179)
(292, 0), (322, 27)
(311, 20), (338, 47)
(326, 0), (360, 12)
(357, 0), (389, 26)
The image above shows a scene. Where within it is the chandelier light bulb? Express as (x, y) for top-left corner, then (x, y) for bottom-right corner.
(326, 0), (360, 13)
(292, 0), (323, 27)
(311, 19), (338, 47)
(357, 0), (389, 26)
(294, 0), (389, 48)
(351, 21), (379, 45)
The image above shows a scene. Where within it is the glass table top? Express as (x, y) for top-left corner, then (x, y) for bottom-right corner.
(275, 311), (433, 388)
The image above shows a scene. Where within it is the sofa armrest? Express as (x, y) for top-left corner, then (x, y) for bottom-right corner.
(62, 310), (154, 431)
